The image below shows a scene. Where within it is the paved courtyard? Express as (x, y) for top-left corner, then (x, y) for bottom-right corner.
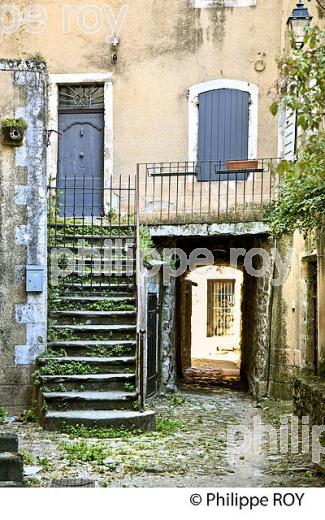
(1, 386), (325, 487)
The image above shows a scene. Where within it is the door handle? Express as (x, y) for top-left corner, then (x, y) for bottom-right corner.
(79, 153), (85, 158)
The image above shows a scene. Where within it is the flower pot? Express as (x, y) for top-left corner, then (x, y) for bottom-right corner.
(2, 125), (25, 146)
(226, 160), (258, 171)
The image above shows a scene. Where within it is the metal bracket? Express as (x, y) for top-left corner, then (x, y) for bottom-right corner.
(46, 129), (62, 147)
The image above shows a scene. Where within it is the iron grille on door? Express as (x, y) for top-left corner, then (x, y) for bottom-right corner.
(207, 280), (235, 337)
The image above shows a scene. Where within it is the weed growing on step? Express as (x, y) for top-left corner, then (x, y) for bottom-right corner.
(47, 325), (78, 342)
(123, 383), (135, 392)
(132, 400), (142, 411)
(0, 405), (9, 424)
(54, 224), (134, 238)
(140, 225), (155, 263)
(88, 344), (133, 358)
(37, 360), (99, 376)
(55, 300), (135, 312)
(61, 424), (143, 440)
(59, 441), (111, 464)
(40, 348), (67, 359)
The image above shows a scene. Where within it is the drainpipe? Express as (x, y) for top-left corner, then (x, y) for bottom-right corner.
(266, 237), (277, 396)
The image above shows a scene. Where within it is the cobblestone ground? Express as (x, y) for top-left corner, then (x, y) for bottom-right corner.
(1, 386), (325, 487)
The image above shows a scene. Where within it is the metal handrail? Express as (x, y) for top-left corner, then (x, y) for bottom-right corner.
(135, 165), (145, 412)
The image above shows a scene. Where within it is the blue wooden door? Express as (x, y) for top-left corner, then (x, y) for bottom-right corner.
(197, 89), (249, 181)
(58, 112), (104, 216)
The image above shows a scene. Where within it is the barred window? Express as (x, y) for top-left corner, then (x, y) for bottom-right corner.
(207, 279), (235, 337)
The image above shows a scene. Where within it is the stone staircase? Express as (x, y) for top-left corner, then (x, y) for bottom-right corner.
(0, 433), (24, 487)
(35, 222), (155, 431)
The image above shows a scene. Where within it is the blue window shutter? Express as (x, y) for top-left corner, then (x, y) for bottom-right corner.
(197, 89), (249, 180)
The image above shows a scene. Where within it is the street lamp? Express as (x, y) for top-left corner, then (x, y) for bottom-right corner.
(287, 1), (313, 49)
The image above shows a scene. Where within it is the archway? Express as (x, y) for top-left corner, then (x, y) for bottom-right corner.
(178, 264), (243, 386)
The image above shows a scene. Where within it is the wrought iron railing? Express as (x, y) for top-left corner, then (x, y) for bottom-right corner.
(136, 158), (280, 225)
(47, 176), (137, 295)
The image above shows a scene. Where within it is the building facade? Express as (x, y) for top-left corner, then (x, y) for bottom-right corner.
(0, 1), (324, 422)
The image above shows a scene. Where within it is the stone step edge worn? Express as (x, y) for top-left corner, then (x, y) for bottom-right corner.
(43, 410), (156, 432)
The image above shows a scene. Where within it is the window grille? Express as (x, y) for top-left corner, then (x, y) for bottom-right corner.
(207, 279), (235, 337)
(59, 85), (104, 110)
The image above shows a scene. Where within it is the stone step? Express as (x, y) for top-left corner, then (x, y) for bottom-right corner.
(51, 223), (134, 229)
(52, 324), (136, 330)
(43, 390), (138, 411)
(50, 296), (136, 311)
(49, 245), (135, 253)
(55, 296), (136, 303)
(0, 433), (18, 454)
(39, 355), (135, 364)
(0, 481), (25, 487)
(47, 340), (136, 357)
(62, 283), (134, 293)
(50, 324), (136, 341)
(0, 453), (24, 482)
(52, 310), (136, 326)
(39, 373), (136, 391)
(43, 410), (155, 431)
(53, 310), (136, 316)
(52, 233), (135, 241)
(64, 270), (135, 276)
(38, 356), (135, 373)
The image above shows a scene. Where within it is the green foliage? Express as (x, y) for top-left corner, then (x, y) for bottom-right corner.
(2, 117), (28, 129)
(41, 348), (67, 358)
(37, 360), (97, 376)
(169, 393), (186, 407)
(21, 406), (38, 423)
(39, 457), (53, 471)
(272, 27), (325, 134)
(61, 424), (143, 439)
(123, 383), (135, 392)
(140, 226), (156, 263)
(27, 52), (46, 62)
(55, 299), (135, 313)
(47, 326), (78, 342)
(21, 451), (34, 465)
(268, 26), (325, 237)
(59, 441), (110, 464)
(156, 418), (183, 435)
(88, 344), (133, 358)
(266, 149), (325, 238)
(0, 405), (9, 424)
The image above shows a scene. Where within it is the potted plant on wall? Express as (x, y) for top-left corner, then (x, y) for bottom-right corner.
(1, 118), (28, 146)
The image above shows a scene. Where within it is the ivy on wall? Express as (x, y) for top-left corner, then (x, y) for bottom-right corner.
(267, 26), (325, 239)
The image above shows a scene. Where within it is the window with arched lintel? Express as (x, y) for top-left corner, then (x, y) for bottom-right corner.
(188, 80), (258, 180)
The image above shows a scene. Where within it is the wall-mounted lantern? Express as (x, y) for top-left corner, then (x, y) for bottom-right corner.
(287, 1), (313, 49)
(111, 34), (120, 64)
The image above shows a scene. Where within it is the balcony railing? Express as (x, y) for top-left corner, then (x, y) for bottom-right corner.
(136, 158), (280, 225)
(48, 158), (280, 227)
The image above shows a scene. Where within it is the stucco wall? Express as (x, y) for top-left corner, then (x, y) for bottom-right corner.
(0, 0), (283, 178)
(0, 60), (47, 415)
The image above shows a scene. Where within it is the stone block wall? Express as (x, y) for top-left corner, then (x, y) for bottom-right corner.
(293, 376), (325, 425)
(0, 60), (47, 415)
